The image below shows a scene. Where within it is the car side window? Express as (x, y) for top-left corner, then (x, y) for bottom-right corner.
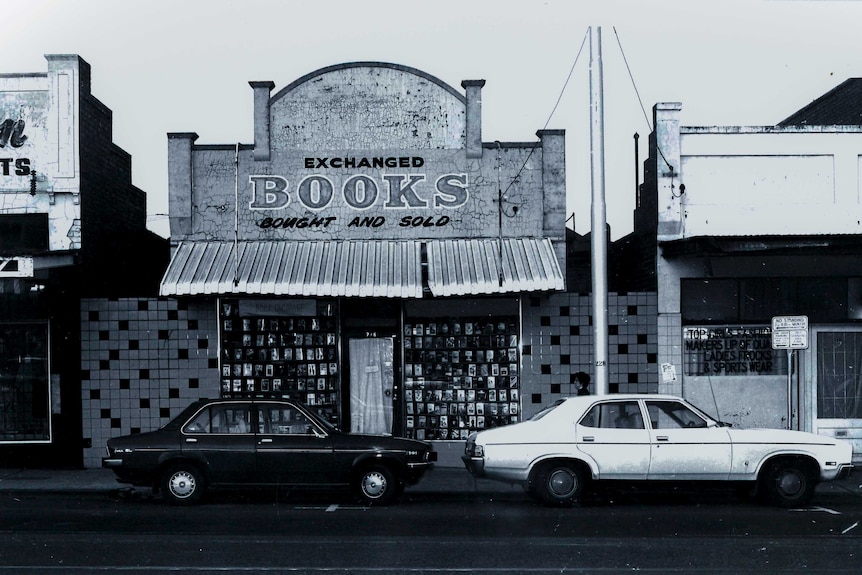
(184, 405), (252, 434)
(264, 405), (316, 435)
(647, 401), (707, 429)
(579, 401), (644, 429)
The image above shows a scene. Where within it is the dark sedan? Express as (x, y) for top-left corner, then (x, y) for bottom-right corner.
(103, 398), (436, 505)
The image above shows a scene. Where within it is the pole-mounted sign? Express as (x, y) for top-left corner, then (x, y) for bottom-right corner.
(771, 315), (809, 350)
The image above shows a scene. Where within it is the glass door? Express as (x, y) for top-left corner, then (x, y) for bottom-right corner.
(813, 329), (862, 457)
(348, 337), (394, 435)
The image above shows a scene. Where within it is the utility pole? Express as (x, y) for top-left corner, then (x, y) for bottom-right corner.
(589, 26), (610, 395)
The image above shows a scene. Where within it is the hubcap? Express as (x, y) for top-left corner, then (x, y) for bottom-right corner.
(548, 468), (577, 498)
(777, 470), (803, 497)
(169, 471), (196, 499)
(361, 471), (387, 499)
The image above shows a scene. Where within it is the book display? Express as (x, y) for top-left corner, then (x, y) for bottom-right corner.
(218, 299), (340, 425)
(403, 317), (520, 440)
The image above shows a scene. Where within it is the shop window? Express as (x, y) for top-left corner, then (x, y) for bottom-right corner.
(0, 322), (50, 443)
(403, 316), (520, 440)
(682, 325), (785, 377)
(219, 299), (339, 425)
(683, 277), (851, 324)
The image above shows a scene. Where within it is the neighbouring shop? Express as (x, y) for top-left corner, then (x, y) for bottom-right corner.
(1, 55), (166, 467)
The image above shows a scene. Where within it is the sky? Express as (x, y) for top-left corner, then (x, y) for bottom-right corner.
(5, 0), (862, 240)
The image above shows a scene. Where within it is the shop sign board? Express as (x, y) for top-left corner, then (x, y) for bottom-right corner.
(771, 315), (809, 350)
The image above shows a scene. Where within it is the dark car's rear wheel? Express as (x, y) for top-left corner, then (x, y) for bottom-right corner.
(759, 459), (816, 508)
(355, 465), (397, 506)
(162, 463), (205, 505)
(532, 461), (587, 506)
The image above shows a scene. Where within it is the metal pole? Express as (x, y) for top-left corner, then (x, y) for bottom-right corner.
(589, 26), (610, 395)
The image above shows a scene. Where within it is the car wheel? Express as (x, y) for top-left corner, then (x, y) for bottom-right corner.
(534, 462), (587, 506)
(760, 460), (816, 508)
(355, 465), (397, 506)
(162, 463), (205, 505)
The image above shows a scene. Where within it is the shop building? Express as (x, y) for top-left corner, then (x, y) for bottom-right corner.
(633, 80), (862, 458)
(162, 62), (568, 465)
(0, 55), (167, 467)
(76, 62), (662, 468)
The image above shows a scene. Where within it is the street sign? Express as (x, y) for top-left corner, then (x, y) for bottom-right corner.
(771, 315), (809, 350)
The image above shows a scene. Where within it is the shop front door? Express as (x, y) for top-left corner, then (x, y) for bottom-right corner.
(348, 338), (394, 435)
(812, 329), (862, 458)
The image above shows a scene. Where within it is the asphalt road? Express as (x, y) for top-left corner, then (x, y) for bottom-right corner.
(0, 488), (860, 574)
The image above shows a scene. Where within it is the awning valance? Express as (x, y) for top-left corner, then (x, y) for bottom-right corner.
(160, 240), (423, 298)
(160, 238), (564, 298)
(425, 238), (564, 297)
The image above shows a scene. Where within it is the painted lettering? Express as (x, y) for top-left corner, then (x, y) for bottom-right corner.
(297, 175), (334, 210)
(399, 215), (450, 227)
(248, 172), (469, 212)
(347, 216), (385, 228)
(0, 119), (26, 148)
(304, 156), (425, 169)
(259, 216), (336, 229)
(383, 174), (427, 208)
(434, 174), (468, 208)
(249, 175), (291, 210)
(0, 158), (29, 176)
(342, 175), (378, 209)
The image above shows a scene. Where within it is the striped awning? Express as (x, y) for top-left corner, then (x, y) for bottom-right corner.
(425, 238), (564, 297)
(160, 240), (423, 298)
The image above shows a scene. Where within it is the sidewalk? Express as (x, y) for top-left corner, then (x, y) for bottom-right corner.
(0, 465), (859, 498)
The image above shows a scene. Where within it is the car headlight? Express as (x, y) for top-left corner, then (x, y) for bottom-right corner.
(465, 443), (484, 457)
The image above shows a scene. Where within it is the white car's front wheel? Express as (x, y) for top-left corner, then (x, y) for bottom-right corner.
(760, 460), (816, 508)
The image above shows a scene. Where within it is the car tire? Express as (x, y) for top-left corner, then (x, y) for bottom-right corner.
(162, 463), (205, 505)
(355, 465), (397, 506)
(533, 461), (587, 506)
(759, 460), (816, 508)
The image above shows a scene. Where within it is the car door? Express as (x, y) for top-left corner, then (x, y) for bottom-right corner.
(576, 399), (651, 479)
(255, 402), (337, 486)
(181, 402), (257, 484)
(645, 399), (733, 480)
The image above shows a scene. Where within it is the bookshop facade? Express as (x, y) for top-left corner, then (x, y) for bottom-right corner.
(160, 62), (566, 445)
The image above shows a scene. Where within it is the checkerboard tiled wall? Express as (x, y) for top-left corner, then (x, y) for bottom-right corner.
(520, 292), (658, 417)
(80, 298), (220, 468)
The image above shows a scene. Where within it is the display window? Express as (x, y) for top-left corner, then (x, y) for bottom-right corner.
(0, 322), (50, 443)
(402, 308), (520, 440)
(218, 299), (340, 425)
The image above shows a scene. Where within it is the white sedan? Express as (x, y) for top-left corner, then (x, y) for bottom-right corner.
(462, 394), (854, 507)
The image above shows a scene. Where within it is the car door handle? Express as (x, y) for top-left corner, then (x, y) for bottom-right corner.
(582, 436), (595, 442)
(259, 438), (273, 443)
(656, 436), (669, 442)
(185, 438), (197, 443)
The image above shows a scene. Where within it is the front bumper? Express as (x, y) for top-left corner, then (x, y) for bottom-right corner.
(462, 455), (485, 477)
(835, 463), (854, 481)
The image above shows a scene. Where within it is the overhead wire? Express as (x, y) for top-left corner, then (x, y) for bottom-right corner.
(612, 26), (675, 174)
(499, 28), (589, 203)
